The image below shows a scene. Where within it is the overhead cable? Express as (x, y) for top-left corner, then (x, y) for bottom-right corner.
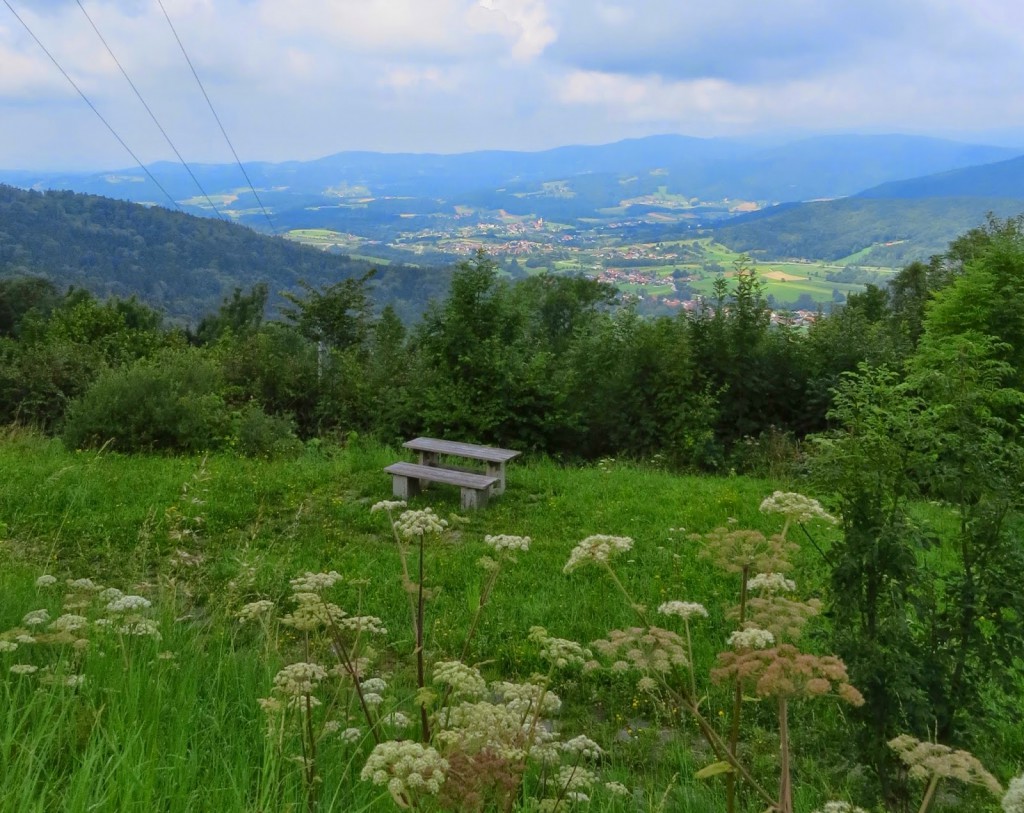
(75, 0), (228, 220)
(1, 0), (182, 211)
(155, 0), (276, 232)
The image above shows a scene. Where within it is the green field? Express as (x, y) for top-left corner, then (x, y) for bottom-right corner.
(284, 222), (898, 311)
(1, 434), (1018, 812)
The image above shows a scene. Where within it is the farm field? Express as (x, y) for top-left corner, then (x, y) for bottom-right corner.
(1, 434), (1019, 812)
(285, 223), (899, 312)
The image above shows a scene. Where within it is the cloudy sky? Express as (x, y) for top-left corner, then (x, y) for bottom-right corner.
(1, 0), (1023, 170)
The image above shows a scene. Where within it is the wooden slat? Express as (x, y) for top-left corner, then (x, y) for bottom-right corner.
(385, 462), (497, 489)
(402, 437), (520, 463)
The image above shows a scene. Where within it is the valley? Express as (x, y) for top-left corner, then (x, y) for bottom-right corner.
(284, 217), (897, 316)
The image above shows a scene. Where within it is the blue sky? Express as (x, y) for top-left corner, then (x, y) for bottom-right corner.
(1, 0), (1023, 169)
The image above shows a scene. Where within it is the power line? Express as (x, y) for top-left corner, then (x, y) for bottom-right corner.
(75, 0), (228, 220)
(1, 0), (182, 212)
(156, 0), (276, 233)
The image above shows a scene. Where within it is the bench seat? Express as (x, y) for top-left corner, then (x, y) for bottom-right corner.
(384, 462), (498, 510)
(402, 437), (520, 495)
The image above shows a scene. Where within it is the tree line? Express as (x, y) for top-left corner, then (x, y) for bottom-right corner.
(0, 216), (1018, 465)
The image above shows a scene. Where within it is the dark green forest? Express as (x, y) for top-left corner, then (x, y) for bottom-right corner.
(0, 184), (449, 323)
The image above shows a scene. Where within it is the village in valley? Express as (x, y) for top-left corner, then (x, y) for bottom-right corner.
(286, 205), (891, 324)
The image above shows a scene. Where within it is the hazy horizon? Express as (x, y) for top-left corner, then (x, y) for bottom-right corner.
(2, 1), (1024, 172)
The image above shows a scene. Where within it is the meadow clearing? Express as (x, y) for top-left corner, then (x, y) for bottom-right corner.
(0, 434), (1019, 812)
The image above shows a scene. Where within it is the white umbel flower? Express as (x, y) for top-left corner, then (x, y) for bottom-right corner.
(657, 601), (709, 620)
(106, 595), (152, 614)
(727, 627), (776, 650)
(361, 741), (448, 801)
(484, 534), (531, 553)
(747, 573), (797, 594)
(760, 491), (837, 524)
(432, 660), (487, 698)
(393, 508), (448, 539)
(564, 535), (633, 573)
(22, 609), (50, 627)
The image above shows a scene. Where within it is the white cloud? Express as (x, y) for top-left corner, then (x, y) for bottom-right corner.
(1, 0), (1024, 169)
(475, 0), (556, 60)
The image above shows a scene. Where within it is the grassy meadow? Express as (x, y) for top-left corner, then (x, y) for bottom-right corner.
(0, 433), (1015, 812)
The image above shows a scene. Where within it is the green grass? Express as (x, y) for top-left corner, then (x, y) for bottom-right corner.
(0, 434), (1015, 812)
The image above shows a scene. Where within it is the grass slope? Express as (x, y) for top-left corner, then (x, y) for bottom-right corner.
(0, 435), (1017, 811)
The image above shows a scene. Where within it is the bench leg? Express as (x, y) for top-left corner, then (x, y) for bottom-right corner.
(417, 452), (439, 490)
(486, 462), (506, 495)
(392, 475), (421, 500)
(461, 487), (489, 511)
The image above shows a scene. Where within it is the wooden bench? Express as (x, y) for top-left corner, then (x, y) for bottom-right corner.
(402, 437), (520, 496)
(384, 462), (498, 510)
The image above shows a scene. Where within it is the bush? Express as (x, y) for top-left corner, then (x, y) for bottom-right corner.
(62, 349), (230, 453)
(232, 402), (302, 458)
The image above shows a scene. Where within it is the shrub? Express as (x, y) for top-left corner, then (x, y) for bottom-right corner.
(62, 348), (230, 453)
(232, 402), (302, 459)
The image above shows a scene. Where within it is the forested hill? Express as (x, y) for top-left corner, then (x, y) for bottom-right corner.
(0, 184), (448, 322)
(856, 153), (1024, 199)
(714, 197), (1024, 266)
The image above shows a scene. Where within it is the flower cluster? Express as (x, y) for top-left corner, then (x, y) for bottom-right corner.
(49, 614), (89, 633)
(437, 700), (534, 757)
(747, 572), (796, 593)
(696, 527), (798, 574)
(605, 781), (630, 797)
(562, 735), (603, 760)
(279, 591), (347, 631)
(657, 601), (708, 621)
(592, 626), (688, 674)
(759, 491), (838, 525)
(435, 675), (564, 767)
(563, 535), (633, 573)
(361, 741), (449, 804)
(272, 662), (328, 697)
(557, 765), (596, 791)
(2, 574), (164, 690)
(491, 680), (562, 717)
(433, 660), (488, 699)
(105, 595), (152, 614)
(727, 627), (775, 650)
(742, 595), (822, 641)
(1003, 774), (1024, 813)
(812, 803), (868, 813)
(393, 507), (448, 540)
(888, 734), (1003, 795)
(484, 534), (531, 553)
(713, 643), (864, 705)
(22, 609), (50, 627)
(371, 500), (407, 514)
(237, 599), (275, 622)
(289, 571), (342, 593)
(338, 615), (388, 635)
(528, 626), (592, 669)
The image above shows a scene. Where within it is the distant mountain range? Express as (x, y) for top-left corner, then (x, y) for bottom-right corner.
(3, 133), (1024, 302)
(1, 134), (1019, 232)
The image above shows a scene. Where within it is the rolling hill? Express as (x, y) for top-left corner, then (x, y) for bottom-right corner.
(715, 154), (1024, 265)
(0, 184), (449, 323)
